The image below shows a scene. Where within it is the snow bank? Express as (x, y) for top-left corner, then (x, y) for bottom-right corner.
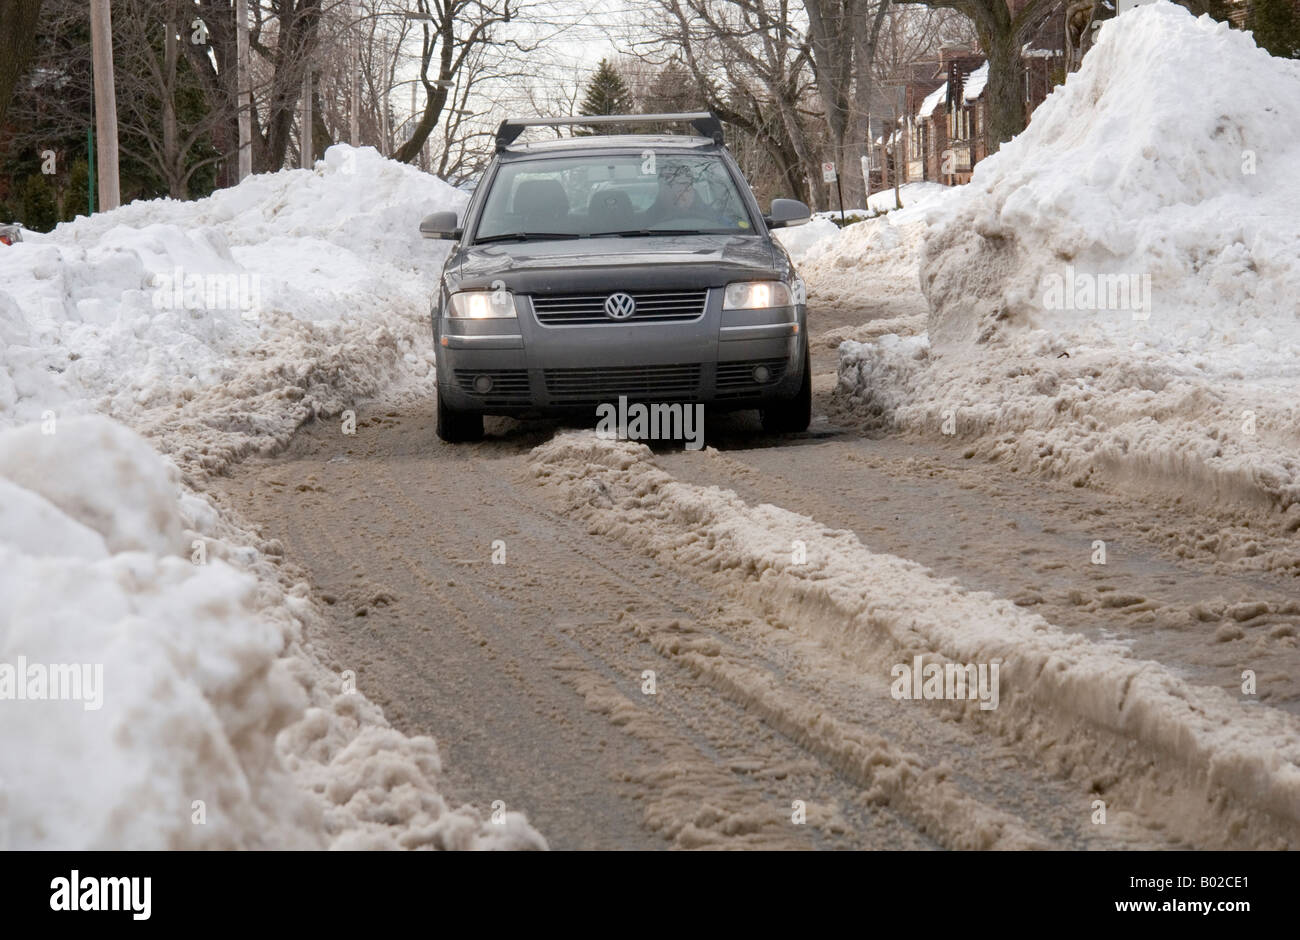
(532, 433), (1300, 849)
(0, 145), (465, 475)
(773, 216), (840, 263)
(775, 184), (957, 266)
(838, 4), (1300, 535)
(0, 418), (540, 852)
(866, 181), (951, 215)
(0, 151), (545, 849)
(0, 416), (543, 850)
(797, 186), (959, 325)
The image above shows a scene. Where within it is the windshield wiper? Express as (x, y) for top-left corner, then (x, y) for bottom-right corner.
(589, 228), (736, 238)
(473, 232), (581, 244)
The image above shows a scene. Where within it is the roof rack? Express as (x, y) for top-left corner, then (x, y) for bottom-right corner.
(494, 112), (724, 151)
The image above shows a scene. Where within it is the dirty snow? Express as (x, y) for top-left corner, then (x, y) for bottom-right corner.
(532, 432), (1300, 849)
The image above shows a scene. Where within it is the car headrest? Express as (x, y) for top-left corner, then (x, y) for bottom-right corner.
(513, 179), (569, 219)
(588, 188), (634, 228)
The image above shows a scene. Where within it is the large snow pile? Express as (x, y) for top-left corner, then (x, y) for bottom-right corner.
(922, 5), (1300, 357)
(838, 4), (1300, 541)
(0, 145), (464, 475)
(0, 151), (545, 849)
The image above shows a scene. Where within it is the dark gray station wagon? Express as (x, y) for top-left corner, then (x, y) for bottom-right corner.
(420, 112), (812, 442)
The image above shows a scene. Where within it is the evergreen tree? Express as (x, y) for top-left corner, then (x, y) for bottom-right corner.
(21, 173), (58, 232)
(1250, 0), (1300, 58)
(579, 59), (633, 134)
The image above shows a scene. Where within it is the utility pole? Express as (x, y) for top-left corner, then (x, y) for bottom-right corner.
(89, 0), (120, 210)
(379, 37), (389, 154)
(349, 0), (360, 146)
(87, 127), (95, 215)
(301, 67), (313, 168)
(894, 84), (904, 210)
(237, 0), (251, 180)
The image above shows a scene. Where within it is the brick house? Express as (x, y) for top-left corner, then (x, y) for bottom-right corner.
(876, 6), (1067, 190)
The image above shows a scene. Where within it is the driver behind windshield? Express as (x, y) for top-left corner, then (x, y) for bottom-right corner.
(641, 163), (736, 230)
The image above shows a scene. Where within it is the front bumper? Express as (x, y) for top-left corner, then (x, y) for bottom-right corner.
(435, 289), (804, 415)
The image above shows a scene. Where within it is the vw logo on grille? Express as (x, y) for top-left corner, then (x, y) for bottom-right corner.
(604, 292), (636, 320)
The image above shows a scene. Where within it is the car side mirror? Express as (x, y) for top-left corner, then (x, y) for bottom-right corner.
(764, 198), (811, 229)
(420, 210), (462, 240)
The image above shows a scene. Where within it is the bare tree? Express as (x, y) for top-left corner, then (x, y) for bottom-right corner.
(802, 0), (876, 205)
(638, 0), (825, 207)
(113, 0), (232, 198)
(390, 0), (523, 164)
(179, 0), (328, 178)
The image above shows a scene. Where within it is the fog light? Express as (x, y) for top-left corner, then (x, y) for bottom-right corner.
(473, 374), (494, 394)
(752, 365), (771, 384)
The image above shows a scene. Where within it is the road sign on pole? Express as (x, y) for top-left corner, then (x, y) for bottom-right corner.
(822, 162), (844, 223)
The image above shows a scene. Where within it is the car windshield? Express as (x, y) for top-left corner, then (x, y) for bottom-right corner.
(473, 152), (755, 242)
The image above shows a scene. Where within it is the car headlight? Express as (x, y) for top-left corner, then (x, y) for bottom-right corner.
(446, 290), (516, 319)
(722, 281), (794, 310)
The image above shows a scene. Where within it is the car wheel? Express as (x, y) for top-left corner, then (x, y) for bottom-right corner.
(436, 385), (484, 443)
(760, 346), (811, 434)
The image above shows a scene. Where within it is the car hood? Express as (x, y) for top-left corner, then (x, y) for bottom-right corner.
(449, 234), (778, 292)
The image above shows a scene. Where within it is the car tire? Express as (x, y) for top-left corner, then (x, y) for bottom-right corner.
(760, 346), (811, 434)
(436, 386), (484, 443)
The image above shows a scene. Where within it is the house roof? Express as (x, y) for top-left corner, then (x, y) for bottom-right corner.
(917, 83), (948, 119)
(915, 59), (990, 118)
(962, 62), (989, 102)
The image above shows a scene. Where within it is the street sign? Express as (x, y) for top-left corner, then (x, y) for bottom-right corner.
(822, 162), (837, 183)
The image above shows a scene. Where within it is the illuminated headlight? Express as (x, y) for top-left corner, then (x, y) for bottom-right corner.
(722, 281), (794, 310)
(447, 290), (516, 319)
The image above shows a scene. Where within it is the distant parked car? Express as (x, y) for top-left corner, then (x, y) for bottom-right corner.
(0, 224), (22, 246)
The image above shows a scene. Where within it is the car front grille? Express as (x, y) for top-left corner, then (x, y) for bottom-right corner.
(544, 364), (702, 403)
(452, 368), (532, 405)
(715, 358), (789, 399)
(531, 290), (708, 325)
